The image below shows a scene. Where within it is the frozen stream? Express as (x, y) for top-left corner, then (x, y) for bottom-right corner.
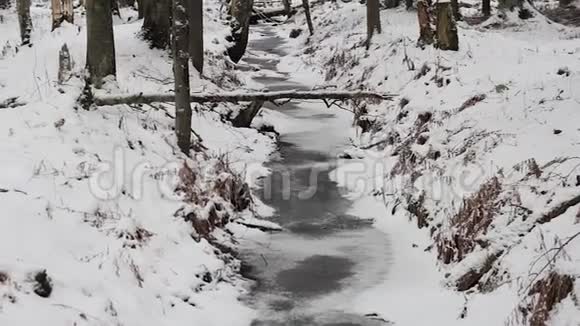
(238, 24), (392, 326)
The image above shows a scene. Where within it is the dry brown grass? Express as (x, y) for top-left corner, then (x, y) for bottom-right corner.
(525, 272), (575, 326)
(176, 157), (252, 239)
(437, 177), (503, 264)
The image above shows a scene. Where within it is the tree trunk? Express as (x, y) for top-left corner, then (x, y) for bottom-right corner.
(137, 0), (144, 18)
(302, 0), (314, 35)
(227, 0), (254, 63)
(51, 0), (74, 30)
(188, 0), (203, 74)
(482, 0), (490, 16)
(16, 0), (32, 45)
(366, 0), (381, 49)
(417, 0), (433, 46)
(173, 0), (192, 154)
(112, 0), (120, 17)
(86, 0), (116, 87)
(142, 0), (171, 49)
(232, 100), (264, 128)
(282, 0), (292, 17)
(451, 0), (461, 20)
(435, 1), (458, 51)
(93, 90), (395, 106)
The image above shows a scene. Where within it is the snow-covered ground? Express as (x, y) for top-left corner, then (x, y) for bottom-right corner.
(277, 3), (580, 326)
(0, 2), (276, 326)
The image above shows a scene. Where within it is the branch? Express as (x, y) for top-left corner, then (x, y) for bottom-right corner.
(93, 90), (395, 107)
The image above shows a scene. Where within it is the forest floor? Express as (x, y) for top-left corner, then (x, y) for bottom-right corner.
(0, 3), (277, 326)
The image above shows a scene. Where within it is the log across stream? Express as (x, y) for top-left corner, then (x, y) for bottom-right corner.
(238, 24), (392, 326)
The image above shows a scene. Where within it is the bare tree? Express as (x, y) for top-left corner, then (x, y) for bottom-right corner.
(142, 0), (171, 48)
(366, 0), (381, 48)
(51, 0), (74, 30)
(417, 0), (434, 45)
(435, 0), (458, 50)
(188, 0), (203, 74)
(227, 0), (254, 62)
(16, 0), (32, 45)
(173, 0), (193, 154)
(86, 0), (116, 87)
(302, 0), (314, 35)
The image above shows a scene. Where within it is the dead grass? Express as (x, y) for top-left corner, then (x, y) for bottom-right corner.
(176, 157), (252, 239)
(437, 177), (503, 264)
(524, 272), (575, 326)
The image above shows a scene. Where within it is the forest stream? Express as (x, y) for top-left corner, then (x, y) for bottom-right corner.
(238, 23), (393, 326)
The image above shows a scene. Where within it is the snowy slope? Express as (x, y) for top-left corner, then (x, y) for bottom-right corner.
(280, 3), (580, 325)
(0, 2), (275, 326)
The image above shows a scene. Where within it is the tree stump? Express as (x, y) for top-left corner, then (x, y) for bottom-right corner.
(58, 43), (72, 84)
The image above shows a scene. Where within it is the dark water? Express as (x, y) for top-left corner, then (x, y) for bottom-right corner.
(238, 24), (391, 326)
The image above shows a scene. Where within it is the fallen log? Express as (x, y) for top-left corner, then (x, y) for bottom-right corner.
(93, 90), (395, 107)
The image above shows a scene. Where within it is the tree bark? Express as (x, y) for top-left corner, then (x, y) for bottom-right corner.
(93, 90), (395, 106)
(142, 0), (171, 49)
(227, 0), (254, 63)
(173, 0), (193, 154)
(51, 0), (74, 30)
(282, 0), (292, 17)
(86, 0), (116, 87)
(417, 0), (433, 46)
(16, 0), (32, 45)
(451, 0), (461, 20)
(482, 0), (491, 16)
(435, 1), (458, 51)
(302, 0), (314, 35)
(188, 0), (203, 74)
(137, 0), (144, 18)
(232, 100), (264, 127)
(366, 0), (381, 49)
(111, 0), (120, 17)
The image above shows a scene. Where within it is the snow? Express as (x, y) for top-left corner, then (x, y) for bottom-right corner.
(278, 2), (580, 325)
(0, 2), (275, 326)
